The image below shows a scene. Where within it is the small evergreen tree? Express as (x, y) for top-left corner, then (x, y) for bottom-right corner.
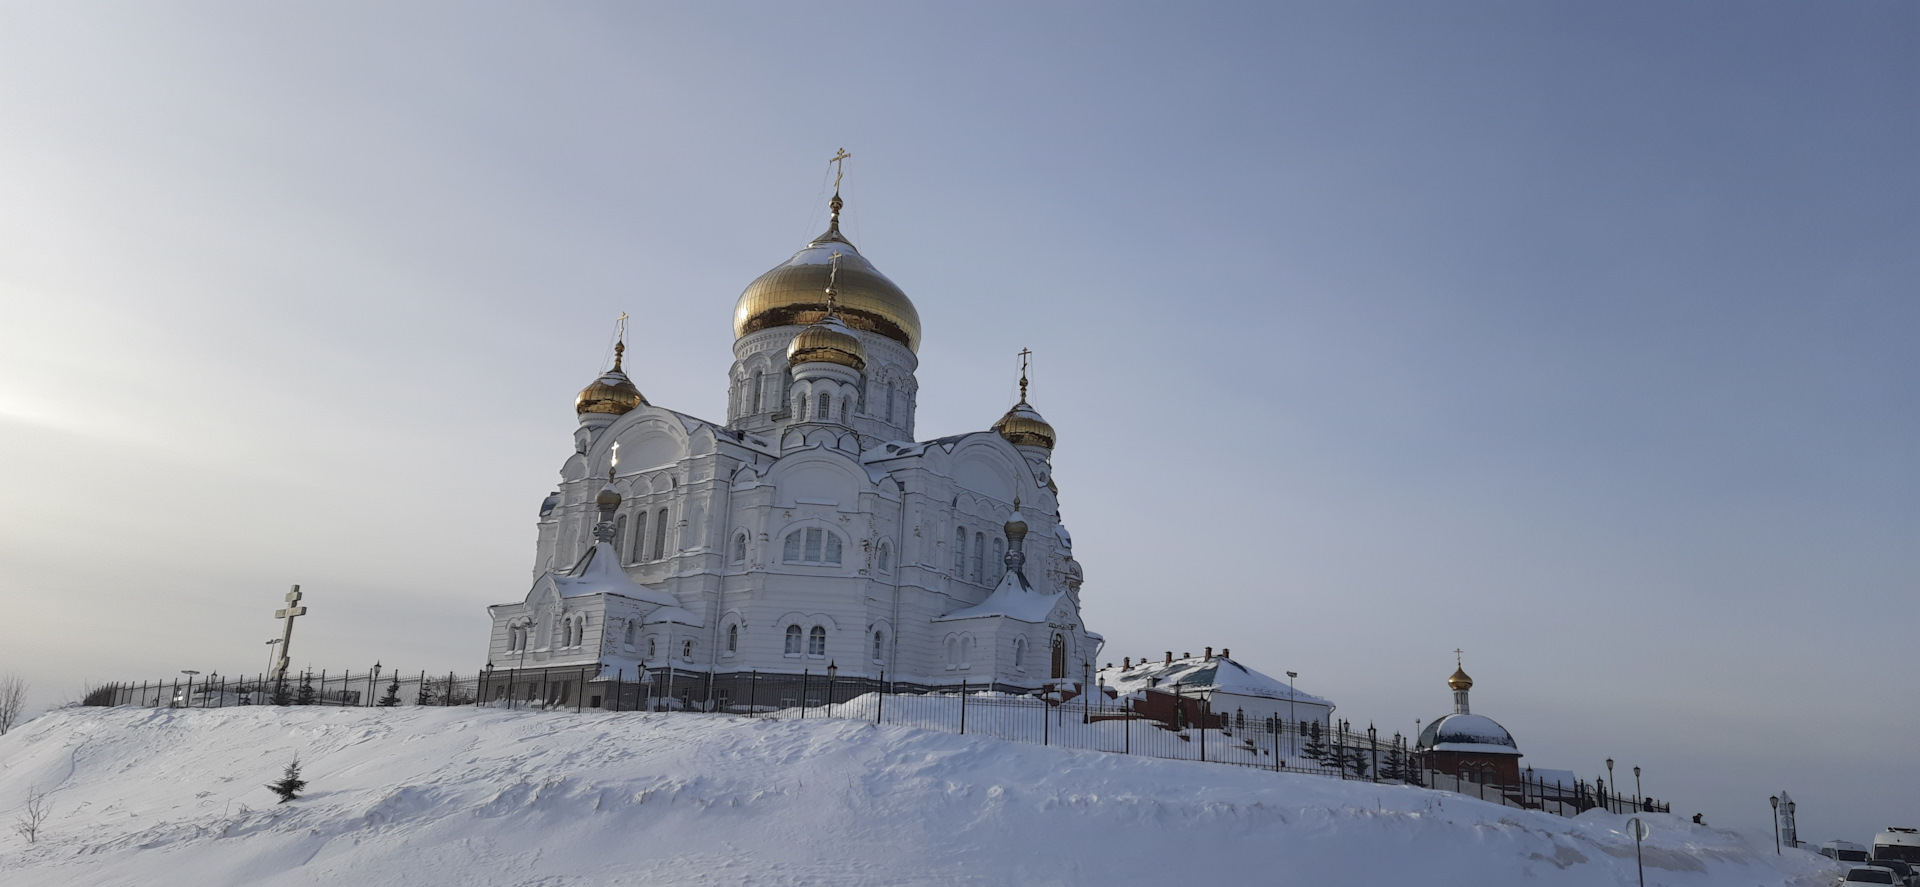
(414, 679), (436, 706)
(270, 674), (292, 706)
(1347, 748), (1370, 779)
(377, 677), (401, 707)
(1301, 720), (1328, 764)
(1380, 744), (1406, 782)
(294, 671), (317, 705)
(268, 756), (306, 803)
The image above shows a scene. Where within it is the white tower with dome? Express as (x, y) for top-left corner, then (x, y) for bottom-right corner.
(482, 167), (1102, 709)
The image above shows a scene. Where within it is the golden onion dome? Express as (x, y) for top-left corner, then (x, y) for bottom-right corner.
(1447, 666), (1474, 691)
(575, 343), (645, 416)
(993, 400), (1056, 450)
(787, 312), (868, 372)
(733, 194), (921, 352)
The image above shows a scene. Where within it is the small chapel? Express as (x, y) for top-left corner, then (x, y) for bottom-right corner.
(1413, 657), (1524, 784)
(482, 160), (1103, 709)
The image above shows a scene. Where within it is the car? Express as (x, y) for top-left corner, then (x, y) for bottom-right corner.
(1868, 859), (1917, 887)
(1846, 866), (1903, 886)
(1826, 841), (1875, 863)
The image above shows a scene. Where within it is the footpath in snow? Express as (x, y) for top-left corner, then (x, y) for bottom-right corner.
(0, 706), (1844, 887)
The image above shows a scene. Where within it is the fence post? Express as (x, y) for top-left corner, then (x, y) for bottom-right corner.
(876, 672), (884, 725)
(959, 680), (967, 735)
(1043, 699), (1049, 746)
(1125, 710), (1130, 755)
(800, 670), (808, 719)
(749, 670), (758, 718)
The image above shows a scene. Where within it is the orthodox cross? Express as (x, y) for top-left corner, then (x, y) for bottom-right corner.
(610, 440), (620, 469)
(1454, 648), (1463, 667)
(825, 251), (843, 312)
(828, 148), (852, 190)
(1017, 348), (1033, 401)
(271, 585), (307, 681)
(611, 312), (629, 369)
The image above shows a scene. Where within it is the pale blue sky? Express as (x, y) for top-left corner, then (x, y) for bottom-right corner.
(1, 2), (1914, 842)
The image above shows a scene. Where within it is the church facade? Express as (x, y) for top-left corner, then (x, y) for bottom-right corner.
(482, 184), (1102, 709)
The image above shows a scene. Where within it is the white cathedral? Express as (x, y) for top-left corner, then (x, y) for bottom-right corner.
(482, 183), (1103, 709)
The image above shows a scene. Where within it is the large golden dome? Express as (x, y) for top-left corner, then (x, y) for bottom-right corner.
(575, 343), (645, 415)
(1447, 666), (1474, 691)
(733, 195), (921, 352)
(993, 401), (1056, 450)
(787, 312), (867, 372)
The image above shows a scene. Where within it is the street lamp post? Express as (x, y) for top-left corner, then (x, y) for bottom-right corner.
(1784, 799), (1796, 849)
(1770, 796), (1780, 854)
(368, 662), (381, 708)
(1606, 758), (1616, 813)
(826, 661), (838, 718)
(1285, 671), (1298, 759)
(1633, 765), (1641, 811)
(264, 639), (281, 672)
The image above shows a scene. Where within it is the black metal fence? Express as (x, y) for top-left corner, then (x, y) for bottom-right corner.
(85, 666), (1666, 818)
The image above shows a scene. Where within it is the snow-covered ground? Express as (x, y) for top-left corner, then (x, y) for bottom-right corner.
(0, 706), (1844, 886)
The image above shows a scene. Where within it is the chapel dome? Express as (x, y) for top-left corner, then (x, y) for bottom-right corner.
(787, 313), (868, 372)
(733, 195), (921, 352)
(1417, 713), (1519, 754)
(993, 401), (1057, 450)
(575, 346), (645, 416)
(1448, 666), (1474, 691)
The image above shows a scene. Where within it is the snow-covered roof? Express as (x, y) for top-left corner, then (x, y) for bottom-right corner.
(934, 568), (1063, 624)
(1417, 713), (1520, 755)
(551, 543), (681, 609)
(1097, 656), (1333, 708)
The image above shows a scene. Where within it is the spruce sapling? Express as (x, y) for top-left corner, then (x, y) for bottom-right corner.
(268, 756), (306, 803)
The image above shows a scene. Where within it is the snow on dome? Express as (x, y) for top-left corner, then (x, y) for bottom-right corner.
(1418, 713), (1520, 755)
(1098, 656), (1332, 708)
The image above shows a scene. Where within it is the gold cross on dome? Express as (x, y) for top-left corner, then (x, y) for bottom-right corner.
(1017, 348), (1032, 401)
(825, 251), (843, 311)
(1454, 648), (1463, 666)
(829, 148), (852, 190)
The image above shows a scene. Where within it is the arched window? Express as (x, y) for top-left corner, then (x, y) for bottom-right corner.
(885, 384), (895, 424)
(624, 621), (635, 647)
(727, 624), (738, 654)
(815, 392), (830, 420)
(960, 636), (973, 668)
(872, 630), (884, 662)
(1013, 637), (1025, 668)
(824, 533), (842, 565)
(793, 392), (805, 416)
(653, 507), (669, 559)
(808, 625), (826, 657)
(991, 537), (1004, 575)
(613, 514), (628, 559)
(945, 637), (958, 670)
(731, 532), (748, 564)
(1051, 634), (1067, 679)
(631, 511), (648, 560)
(647, 637), (657, 659)
(953, 527), (966, 574)
(876, 542), (892, 573)
(784, 624), (802, 655)
(839, 400), (849, 423)
(971, 532), (985, 581)
(857, 376), (867, 414)
(750, 370), (763, 413)
(682, 640), (693, 661)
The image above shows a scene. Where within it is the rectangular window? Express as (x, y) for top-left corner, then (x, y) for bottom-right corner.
(804, 528), (822, 562)
(784, 532), (802, 562)
(653, 508), (669, 559)
(824, 533), (842, 565)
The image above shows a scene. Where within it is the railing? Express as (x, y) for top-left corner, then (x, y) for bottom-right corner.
(84, 667), (1666, 818)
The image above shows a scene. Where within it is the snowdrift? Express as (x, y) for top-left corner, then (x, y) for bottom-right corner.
(0, 707), (1841, 886)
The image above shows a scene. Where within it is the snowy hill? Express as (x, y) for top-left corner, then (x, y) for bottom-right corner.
(0, 707), (1843, 886)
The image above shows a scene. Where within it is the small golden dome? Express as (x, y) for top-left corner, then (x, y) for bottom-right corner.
(787, 313), (868, 372)
(1003, 506), (1029, 540)
(575, 343), (645, 416)
(994, 401), (1056, 450)
(734, 194), (921, 352)
(1447, 666), (1474, 691)
(594, 483), (622, 509)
